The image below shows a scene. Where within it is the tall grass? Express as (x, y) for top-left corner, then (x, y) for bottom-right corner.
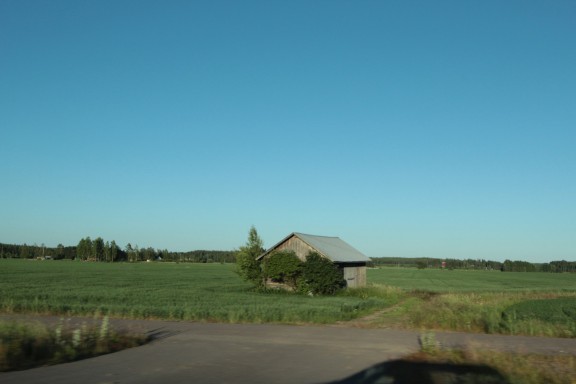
(372, 288), (576, 337)
(365, 268), (576, 337)
(0, 317), (147, 372)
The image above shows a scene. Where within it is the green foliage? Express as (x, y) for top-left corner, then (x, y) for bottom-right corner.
(299, 252), (346, 295)
(76, 237), (92, 261)
(498, 297), (576, 337)
(0, 317), (147, 372)
(76, 237), (124, 262)
(372, 257), (505, 270)
(235, 226), (265, 288)
(236, 251), (263, 287)
(169, 250), (235, 263)
(110, 240), (118, 262)
(501, 259), (537, 272)
(262, 251), (345, 295)
(263, 251), (302, 288)
(372, 256), (576, 273)
(92, 237), (105, 261)
(502, 298), (576, 324)
(0, 241), (235, 263)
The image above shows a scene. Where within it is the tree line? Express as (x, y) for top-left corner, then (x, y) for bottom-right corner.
(0, 242), (76, 260)
(0, 239), (236, 264)
(371, 257), (576, 273)
(1, 240), (573, 272)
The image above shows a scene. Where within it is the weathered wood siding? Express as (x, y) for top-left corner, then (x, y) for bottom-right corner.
(342, 265), (367, 288)
(274, 236), (316, 261)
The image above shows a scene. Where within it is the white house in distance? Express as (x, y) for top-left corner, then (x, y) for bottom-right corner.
(257, 232), (371, 288)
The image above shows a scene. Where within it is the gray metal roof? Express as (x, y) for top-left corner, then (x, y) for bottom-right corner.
(258, 232), (371, 263)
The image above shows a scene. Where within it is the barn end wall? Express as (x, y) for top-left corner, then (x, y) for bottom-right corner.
(274, 236), (315, 261)
(340, 264), (367, 288)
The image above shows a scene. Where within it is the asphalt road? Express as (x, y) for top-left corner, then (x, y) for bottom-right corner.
(1, 317), (575, 384)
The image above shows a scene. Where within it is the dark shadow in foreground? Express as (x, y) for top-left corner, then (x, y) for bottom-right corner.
(326, 359), (509, 384)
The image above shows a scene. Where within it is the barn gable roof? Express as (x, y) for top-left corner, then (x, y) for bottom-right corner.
(257, 232), (370, 263)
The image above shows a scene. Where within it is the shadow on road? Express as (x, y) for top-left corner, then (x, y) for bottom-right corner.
(326, 360), (509, 384)
(146, 327), (183, 342)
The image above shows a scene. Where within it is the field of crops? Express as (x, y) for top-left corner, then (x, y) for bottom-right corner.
(1, 260), (574, 336)
(368, 267), (576, 292)
(0, 260), (395, 323)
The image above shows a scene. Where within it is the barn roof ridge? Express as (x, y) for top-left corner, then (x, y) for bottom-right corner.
(293, 232), (339, 239)
(258, 232), (370, 263)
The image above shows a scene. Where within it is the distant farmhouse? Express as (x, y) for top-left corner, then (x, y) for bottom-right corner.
(257, 232), (371, 288)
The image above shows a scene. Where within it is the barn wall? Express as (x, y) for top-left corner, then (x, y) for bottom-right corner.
(274, 236), (316, 261)
(341, 264), (367, 288)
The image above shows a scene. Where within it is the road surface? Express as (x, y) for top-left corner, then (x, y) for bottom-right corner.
(1, 316), (574, 383)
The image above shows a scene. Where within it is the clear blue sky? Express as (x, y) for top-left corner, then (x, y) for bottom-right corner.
(1, 1), (575, 262)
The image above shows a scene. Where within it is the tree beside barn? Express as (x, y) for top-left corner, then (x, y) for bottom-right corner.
(235, 226), (266, 287)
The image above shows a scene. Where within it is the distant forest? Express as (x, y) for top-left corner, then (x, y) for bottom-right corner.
(371, 257), (576, 273)
(0, 238), (235, 264)
(0, 240), (574, 272)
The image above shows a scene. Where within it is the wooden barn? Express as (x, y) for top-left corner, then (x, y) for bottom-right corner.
(257, 232), (371, 288)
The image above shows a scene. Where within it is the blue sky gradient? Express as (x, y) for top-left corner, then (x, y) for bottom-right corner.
(1, 1), (575, 262)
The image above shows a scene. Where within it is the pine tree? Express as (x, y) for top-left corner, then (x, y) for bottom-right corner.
(236, 226), (265, 287)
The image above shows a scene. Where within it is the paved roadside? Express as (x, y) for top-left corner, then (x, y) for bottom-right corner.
(0, 316), (574, 384)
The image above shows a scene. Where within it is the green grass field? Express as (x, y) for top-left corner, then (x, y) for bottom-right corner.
(367, 267), (575, 337)
(368, 267), (576, 292)
(0, 260), (395, 323)
(1, 260), (574, 336)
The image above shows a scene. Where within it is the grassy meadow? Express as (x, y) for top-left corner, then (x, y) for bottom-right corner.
(367, 267), (576, 337)
(0, 260), (574, 337)
(0, 260), (397, 323)
(368, 267), (576, 292)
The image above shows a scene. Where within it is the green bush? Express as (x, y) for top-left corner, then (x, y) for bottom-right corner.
(236, 250), (263, 287)
(261, 251), (345, 296)
(263, 251), (302, 289)
(299, 252), (346, 295)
